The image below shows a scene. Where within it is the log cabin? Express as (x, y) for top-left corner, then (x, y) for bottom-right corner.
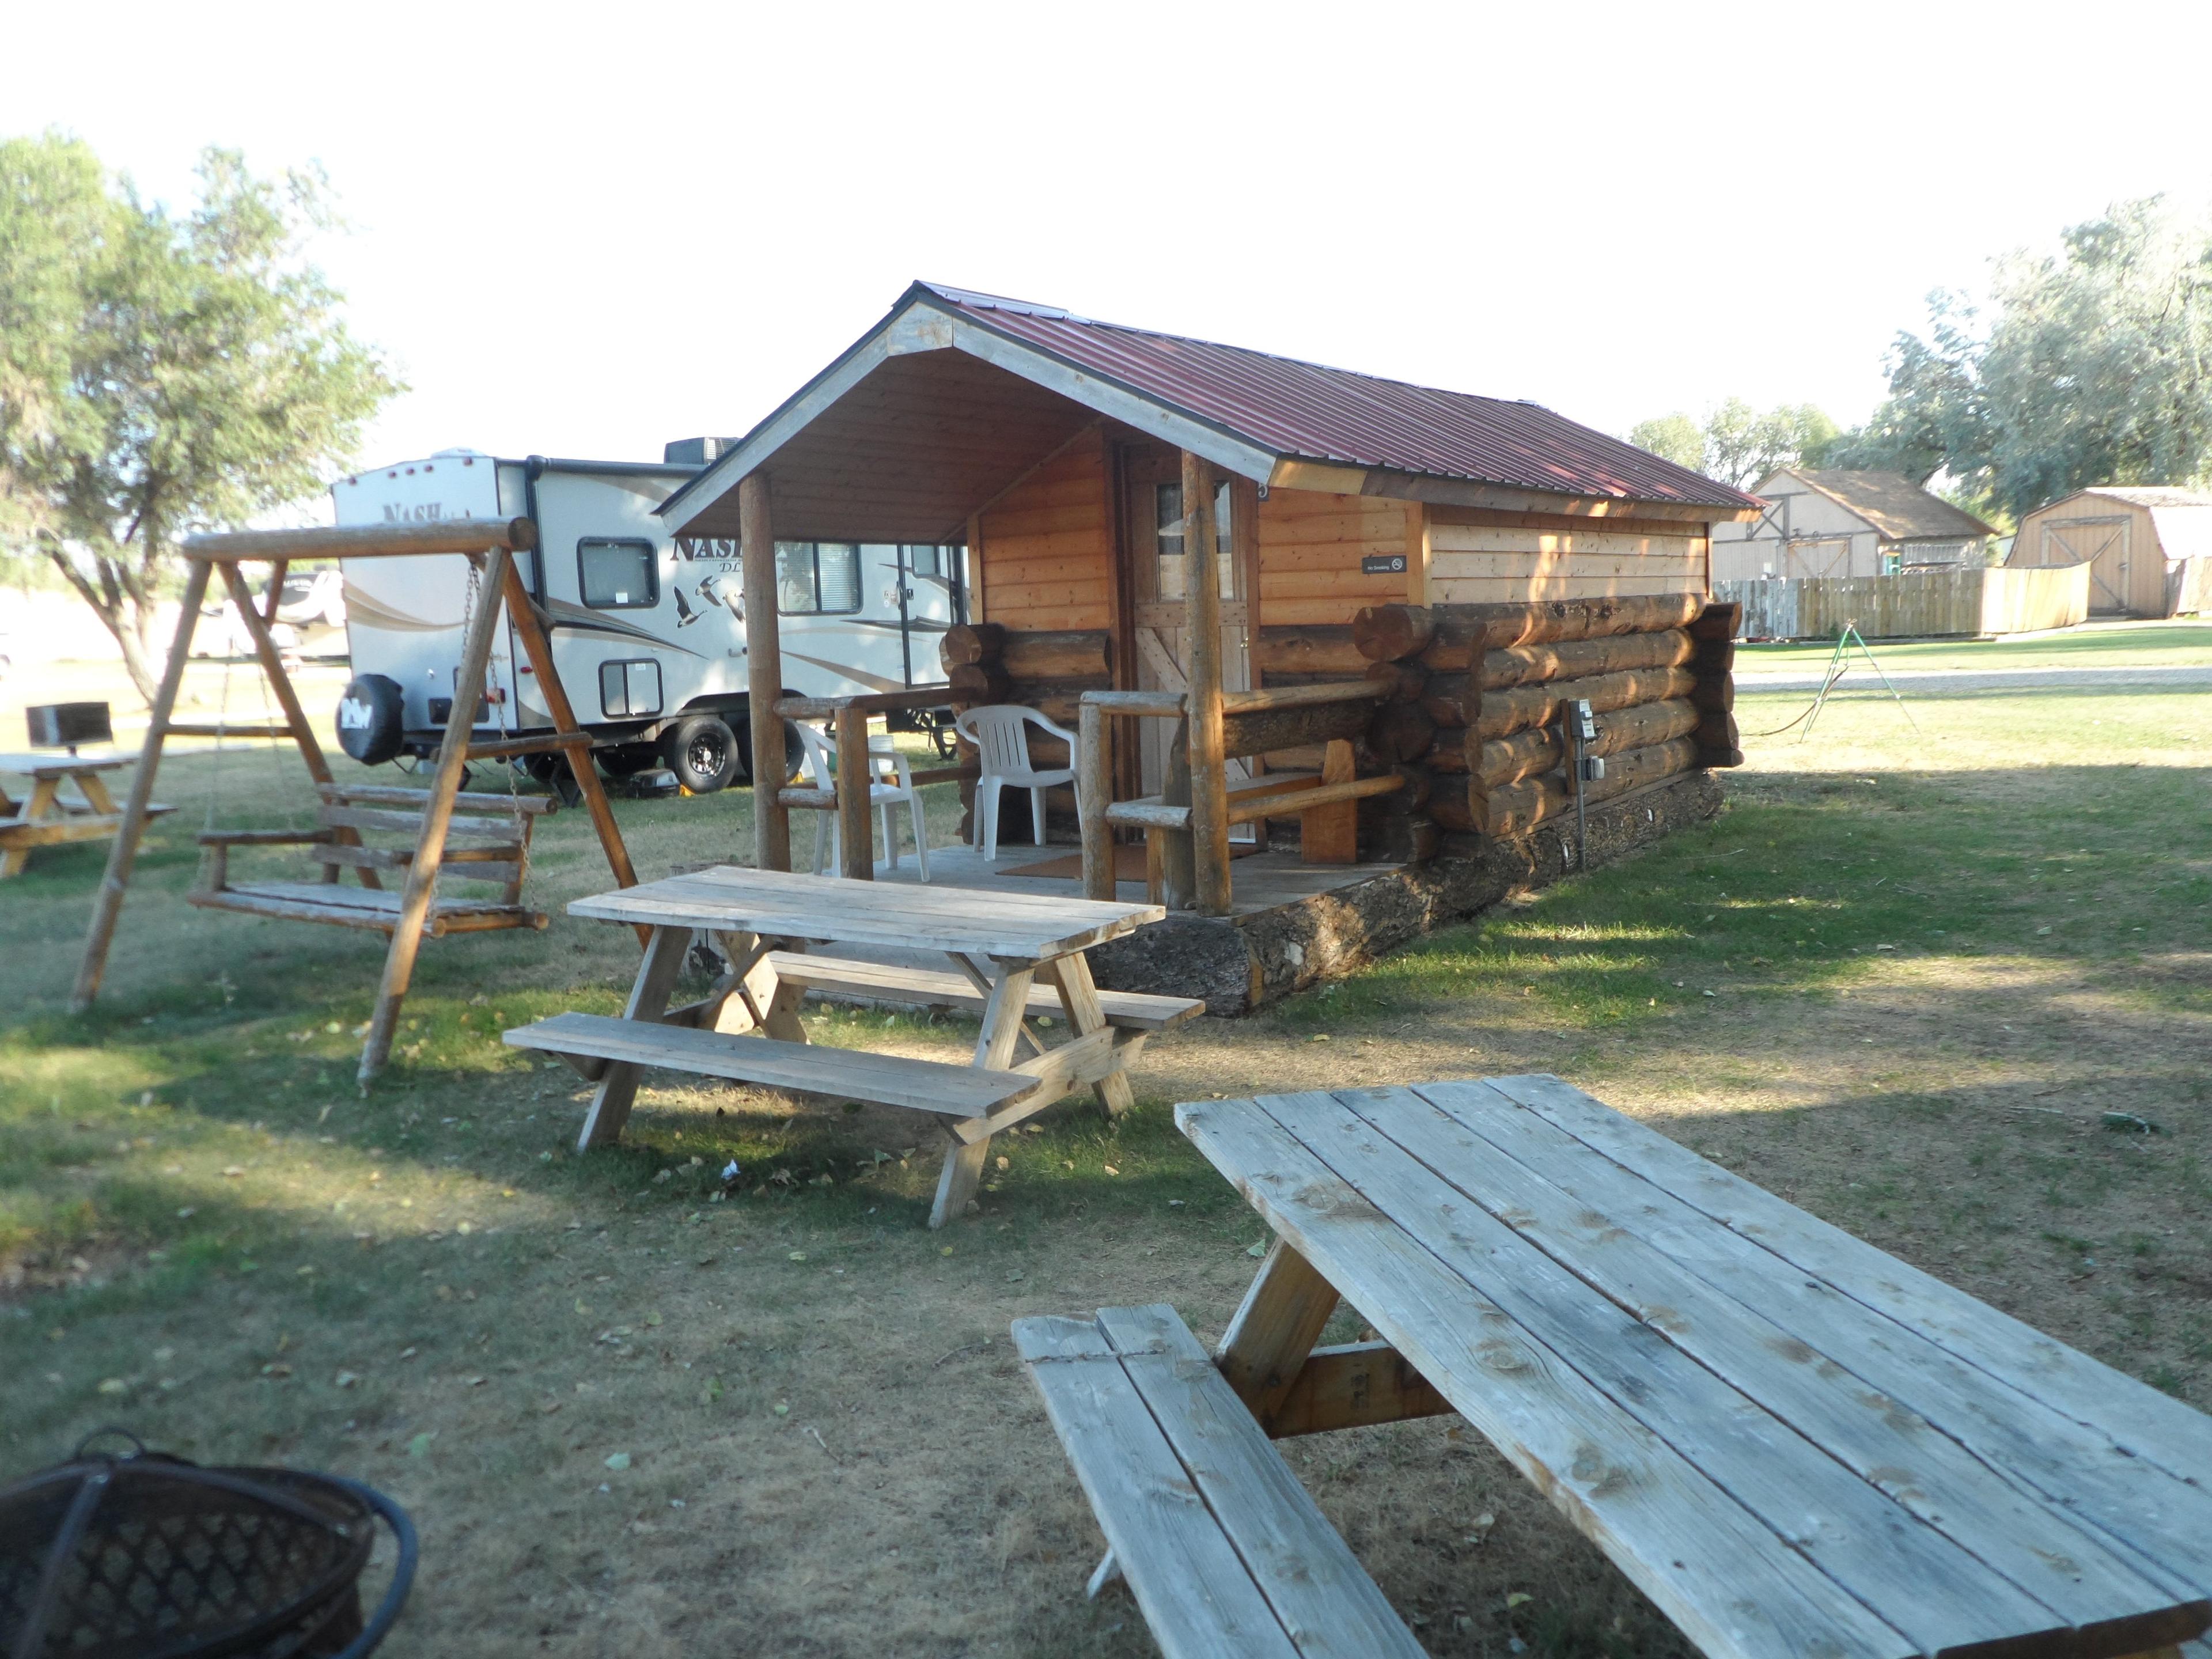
(656, 284), (1760, 988)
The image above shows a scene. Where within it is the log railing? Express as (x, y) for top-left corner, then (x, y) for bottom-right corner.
(770, 687), (976, 879)
(1079, 680), (1400, 904)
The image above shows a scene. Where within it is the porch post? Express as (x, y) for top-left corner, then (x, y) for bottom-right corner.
(739, 473), (791, 872)
(1181, 450), (1233, 915)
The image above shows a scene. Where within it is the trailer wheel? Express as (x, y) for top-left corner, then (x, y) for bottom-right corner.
(732, 707), (804, 787)
(661, 714), (739, 794)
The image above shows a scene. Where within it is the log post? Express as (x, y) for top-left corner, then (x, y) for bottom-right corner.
(1160, 728), (1195, 908)
(739, 474), (791, 871)
(359, 546), (512, 1086)
(835, 703), (873, 880)
(1182, 451), (1232, 916)
(72, 558), (213, 1010)
(1078, 698), (1113, 900)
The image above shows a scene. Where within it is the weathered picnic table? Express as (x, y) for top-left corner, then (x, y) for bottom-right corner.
(505, 866), (1200, 1226)
(1017, 1075), (2212, 1659)
(0, 753), (169, 879)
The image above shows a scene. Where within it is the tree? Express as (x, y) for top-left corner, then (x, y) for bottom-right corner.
(1628, 400), (1839, 488)
(1829, 198), (2212, 519)
(0, 134), (399, 702)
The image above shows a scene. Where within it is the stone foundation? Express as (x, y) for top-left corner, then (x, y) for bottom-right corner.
(1086, 770), (1725, 1016)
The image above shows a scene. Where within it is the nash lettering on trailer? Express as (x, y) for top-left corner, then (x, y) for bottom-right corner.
(382, 503), (452, 522)
(673, 537), (740, 565)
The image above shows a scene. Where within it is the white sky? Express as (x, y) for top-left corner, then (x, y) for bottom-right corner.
(15, 0), (2212, 480)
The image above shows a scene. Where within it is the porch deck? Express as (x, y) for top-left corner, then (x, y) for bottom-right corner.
(858, 840), (1406, 918)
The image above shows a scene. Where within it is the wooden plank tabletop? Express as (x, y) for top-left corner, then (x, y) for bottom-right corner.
(1176, 1076), (2212, 1659)
(566, 865), (1166, 960)
(0, 753), (131, 778)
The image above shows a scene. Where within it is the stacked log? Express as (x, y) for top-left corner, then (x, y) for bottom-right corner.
(1351, 596), (1740, 840)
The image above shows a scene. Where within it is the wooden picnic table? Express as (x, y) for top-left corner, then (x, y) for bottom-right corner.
(505, 866), (1199, 1226)
(1160, 1075), (2212, 1659)
(0, 753), (170, 878)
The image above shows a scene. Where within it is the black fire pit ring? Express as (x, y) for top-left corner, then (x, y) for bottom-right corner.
(0, 1429), (417, 1659)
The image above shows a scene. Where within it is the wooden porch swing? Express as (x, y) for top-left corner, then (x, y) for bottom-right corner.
(71, 517), (640, 1086)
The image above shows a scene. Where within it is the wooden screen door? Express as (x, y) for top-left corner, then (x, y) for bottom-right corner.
(1125, 453), (1255, 832)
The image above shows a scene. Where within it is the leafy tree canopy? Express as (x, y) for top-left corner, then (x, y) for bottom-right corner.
(1826, 198), (2212, 520)
(1628, 399), (1839, 489)
(0, 132), (399, 699)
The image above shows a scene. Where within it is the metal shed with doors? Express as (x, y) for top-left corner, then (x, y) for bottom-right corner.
(2008, 485), (2212, 616)
(1711, 469), (1995, 582)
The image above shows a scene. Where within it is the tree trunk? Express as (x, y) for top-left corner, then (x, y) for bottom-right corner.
(47, 547), (161, 705)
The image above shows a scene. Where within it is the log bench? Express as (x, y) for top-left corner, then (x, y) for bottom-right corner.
(1020, 1074), (2212, 1659)
(1013, 1303), (1427, 1659)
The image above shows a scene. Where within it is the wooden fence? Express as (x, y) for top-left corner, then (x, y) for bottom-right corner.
(1717, 563), (2090, 641)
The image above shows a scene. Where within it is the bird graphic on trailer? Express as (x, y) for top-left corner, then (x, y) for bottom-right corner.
(673, 570), (744, 629)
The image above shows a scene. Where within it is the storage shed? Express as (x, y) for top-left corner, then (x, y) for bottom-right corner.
(1711, 469), (1996, 582)
(2008, 486), (2212, 616)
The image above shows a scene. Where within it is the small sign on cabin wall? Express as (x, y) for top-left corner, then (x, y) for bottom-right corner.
(1361, 554), (1408, 575)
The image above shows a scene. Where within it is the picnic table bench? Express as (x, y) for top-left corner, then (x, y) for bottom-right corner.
(1017, 1075), (2212, 1659)
(0, 753), (169, 878)
(505, 866), (1200, 1226)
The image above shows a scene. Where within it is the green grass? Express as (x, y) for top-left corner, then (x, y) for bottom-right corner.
(3, 661), (2209, 1657)
(1737, 615), (2212, 673)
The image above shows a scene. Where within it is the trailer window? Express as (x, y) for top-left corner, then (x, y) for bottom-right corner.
(775, 542), (862, 615)
(904, 544), (941, 578)
(599, 658), (663, 719)
(579, 539), (658, 609)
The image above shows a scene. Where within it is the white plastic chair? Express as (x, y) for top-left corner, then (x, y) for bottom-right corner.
(955, 704), (1080, 861)
(793, 722), (932, 881)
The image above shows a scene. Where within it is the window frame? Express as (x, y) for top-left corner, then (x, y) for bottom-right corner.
(597, 657), (664, 719)
(775, 541), (865, 616)
(577, 537), (660, 611)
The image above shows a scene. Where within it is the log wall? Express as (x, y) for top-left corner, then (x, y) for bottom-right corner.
(1350, 595), (1741, 842)
(1256, 491), (1412, 626)
(1425, 505), (1709, 605)
(970, 430), (1114, 632)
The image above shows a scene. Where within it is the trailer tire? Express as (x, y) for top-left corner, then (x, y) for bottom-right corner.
(732, 714), (803, 787)
(661, 714), (739, 795)
(335, 675), (406, 766)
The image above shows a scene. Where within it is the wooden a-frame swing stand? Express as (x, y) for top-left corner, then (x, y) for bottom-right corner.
(71, 517), (640, 1086)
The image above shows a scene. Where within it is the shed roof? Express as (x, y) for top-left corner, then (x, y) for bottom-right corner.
(2068, 485), (2212, 510)
(1759, 469), (1998, 543)
(659, 283), (1760, 542)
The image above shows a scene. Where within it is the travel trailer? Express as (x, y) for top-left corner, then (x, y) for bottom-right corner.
(329, 444), (965, 791)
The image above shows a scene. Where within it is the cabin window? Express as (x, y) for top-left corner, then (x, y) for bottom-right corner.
(1154, 480), (1234, 602)
(775, 542), (862, 615)
(598, 658), (663, 719)
(578, 538), (658, 608)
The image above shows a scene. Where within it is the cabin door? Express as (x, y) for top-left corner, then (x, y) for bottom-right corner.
(1126, 454), (1254, 831)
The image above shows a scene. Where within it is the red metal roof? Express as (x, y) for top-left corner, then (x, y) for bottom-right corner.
(919, 283), (1760, 513)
